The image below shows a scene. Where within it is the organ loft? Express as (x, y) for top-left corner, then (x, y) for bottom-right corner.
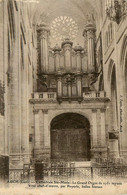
(29, 15), (112, 164)
(36, 17), (97, 103)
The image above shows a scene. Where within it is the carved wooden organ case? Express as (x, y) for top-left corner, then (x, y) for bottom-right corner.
(36, 20), (101, 103)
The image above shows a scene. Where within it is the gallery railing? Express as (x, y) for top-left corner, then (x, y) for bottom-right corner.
(9, 164), (127, 183)
(75, 166), (127, 180)
(9, 168), (35, 183)
(93, 157), (125, 167)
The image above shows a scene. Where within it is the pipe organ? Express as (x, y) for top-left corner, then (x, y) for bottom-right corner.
(37, 18), (97, 103)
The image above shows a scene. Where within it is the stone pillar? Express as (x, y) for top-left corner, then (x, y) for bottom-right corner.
(91, 109), (107, 159)
(57, 72), (62, 98)
(37, 23), (50, 73)
(34, 109), (41, 150)
(43, 109), (50, 147)
(83, 16), (96, 72)
(34, 109), (42, 160)
(53, 45), (61, 72)
(62, 39), (73, 73)
(92, 109), (98, 147)
(108, 131), (119, 158)
(40, 110), (44, 148)
(42, 109), (50, 161)
(100, 108), (106, 146)
(9, 3), (21, 163)
(109, 139), (119, 158)
(0, 115), (4, 154)
(21, 49), (30, 164)
(91, 109), (100, 159)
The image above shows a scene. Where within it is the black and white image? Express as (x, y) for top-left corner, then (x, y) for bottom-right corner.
(0, 0), (127, 194)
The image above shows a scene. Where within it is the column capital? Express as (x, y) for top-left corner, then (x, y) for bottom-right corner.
(61, 38), (73, 48)
(53, 44), (61, 54)
(83, 13), (96, 35)
(42, 109), (48, 114)
(76, 72), (82, 78)
(34, 109), (39, 114)
(100, 108), (106, 113)
(56, 71), (62, 79)
(57, 76), (62, 81)
(83, 24), (96, 37)
(74, 45), (83, 53)
(37, 23), (50, 33)
(92, 109), (97, 113)
(37, 23), (50, 41)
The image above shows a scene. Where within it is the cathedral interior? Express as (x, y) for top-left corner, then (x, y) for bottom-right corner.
(0, 0), (127, 169)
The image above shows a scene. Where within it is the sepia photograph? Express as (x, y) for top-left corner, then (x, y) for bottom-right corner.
(0, 0), (127, 194)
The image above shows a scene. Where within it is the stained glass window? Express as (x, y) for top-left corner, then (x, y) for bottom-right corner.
(50, 16), (79, 46)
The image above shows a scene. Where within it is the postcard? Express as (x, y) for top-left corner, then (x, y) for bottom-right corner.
(0, 0), (127, 194)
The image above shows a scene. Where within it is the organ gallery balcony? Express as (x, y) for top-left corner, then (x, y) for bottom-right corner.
(29, 91), (109, 104)
(83, 91), (109, 102)
(31, 92), (57, 103)
(83, 91), (106, 99)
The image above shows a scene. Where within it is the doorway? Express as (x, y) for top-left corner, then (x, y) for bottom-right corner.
(50, 113), (91, 161)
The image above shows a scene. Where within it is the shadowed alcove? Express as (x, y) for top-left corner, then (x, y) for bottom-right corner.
(50, 113), (91, 162)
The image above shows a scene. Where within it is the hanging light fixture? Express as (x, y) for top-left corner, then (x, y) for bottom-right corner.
(105, 0), (127, 24)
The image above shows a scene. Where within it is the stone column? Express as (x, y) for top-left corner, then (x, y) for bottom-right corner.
(37, 23), (50, 73)
(109, 139), (119, 158)
(21, 66), (29, 163)
(100, 108), (106, 146)
(62, 39), (73, 73)
(43, 109), (50, 148)
(42, 109), (50, 161)
(83, 16), (96, 73)
(57, 72), (62, 98)
(92, 109), (98, 147)
(40, 110), (44, 148)
(108, 131), (119, 158)
(53, 45), (61, 72)
(34, 109), (41, 150)
(3, 0), (8, 156)
(9, 3), (21, 162)
(91, 109), (107, 159)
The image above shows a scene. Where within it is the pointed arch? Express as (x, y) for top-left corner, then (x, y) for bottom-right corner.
(120, 34), (127, 71)
(107, 59), (115, 86)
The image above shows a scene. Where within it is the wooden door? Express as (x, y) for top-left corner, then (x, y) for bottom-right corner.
(51, 128), (90, 161)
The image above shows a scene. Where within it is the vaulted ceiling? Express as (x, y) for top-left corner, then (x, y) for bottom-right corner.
(32, 0), (102, 24)
(30, 0), (103, 47)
